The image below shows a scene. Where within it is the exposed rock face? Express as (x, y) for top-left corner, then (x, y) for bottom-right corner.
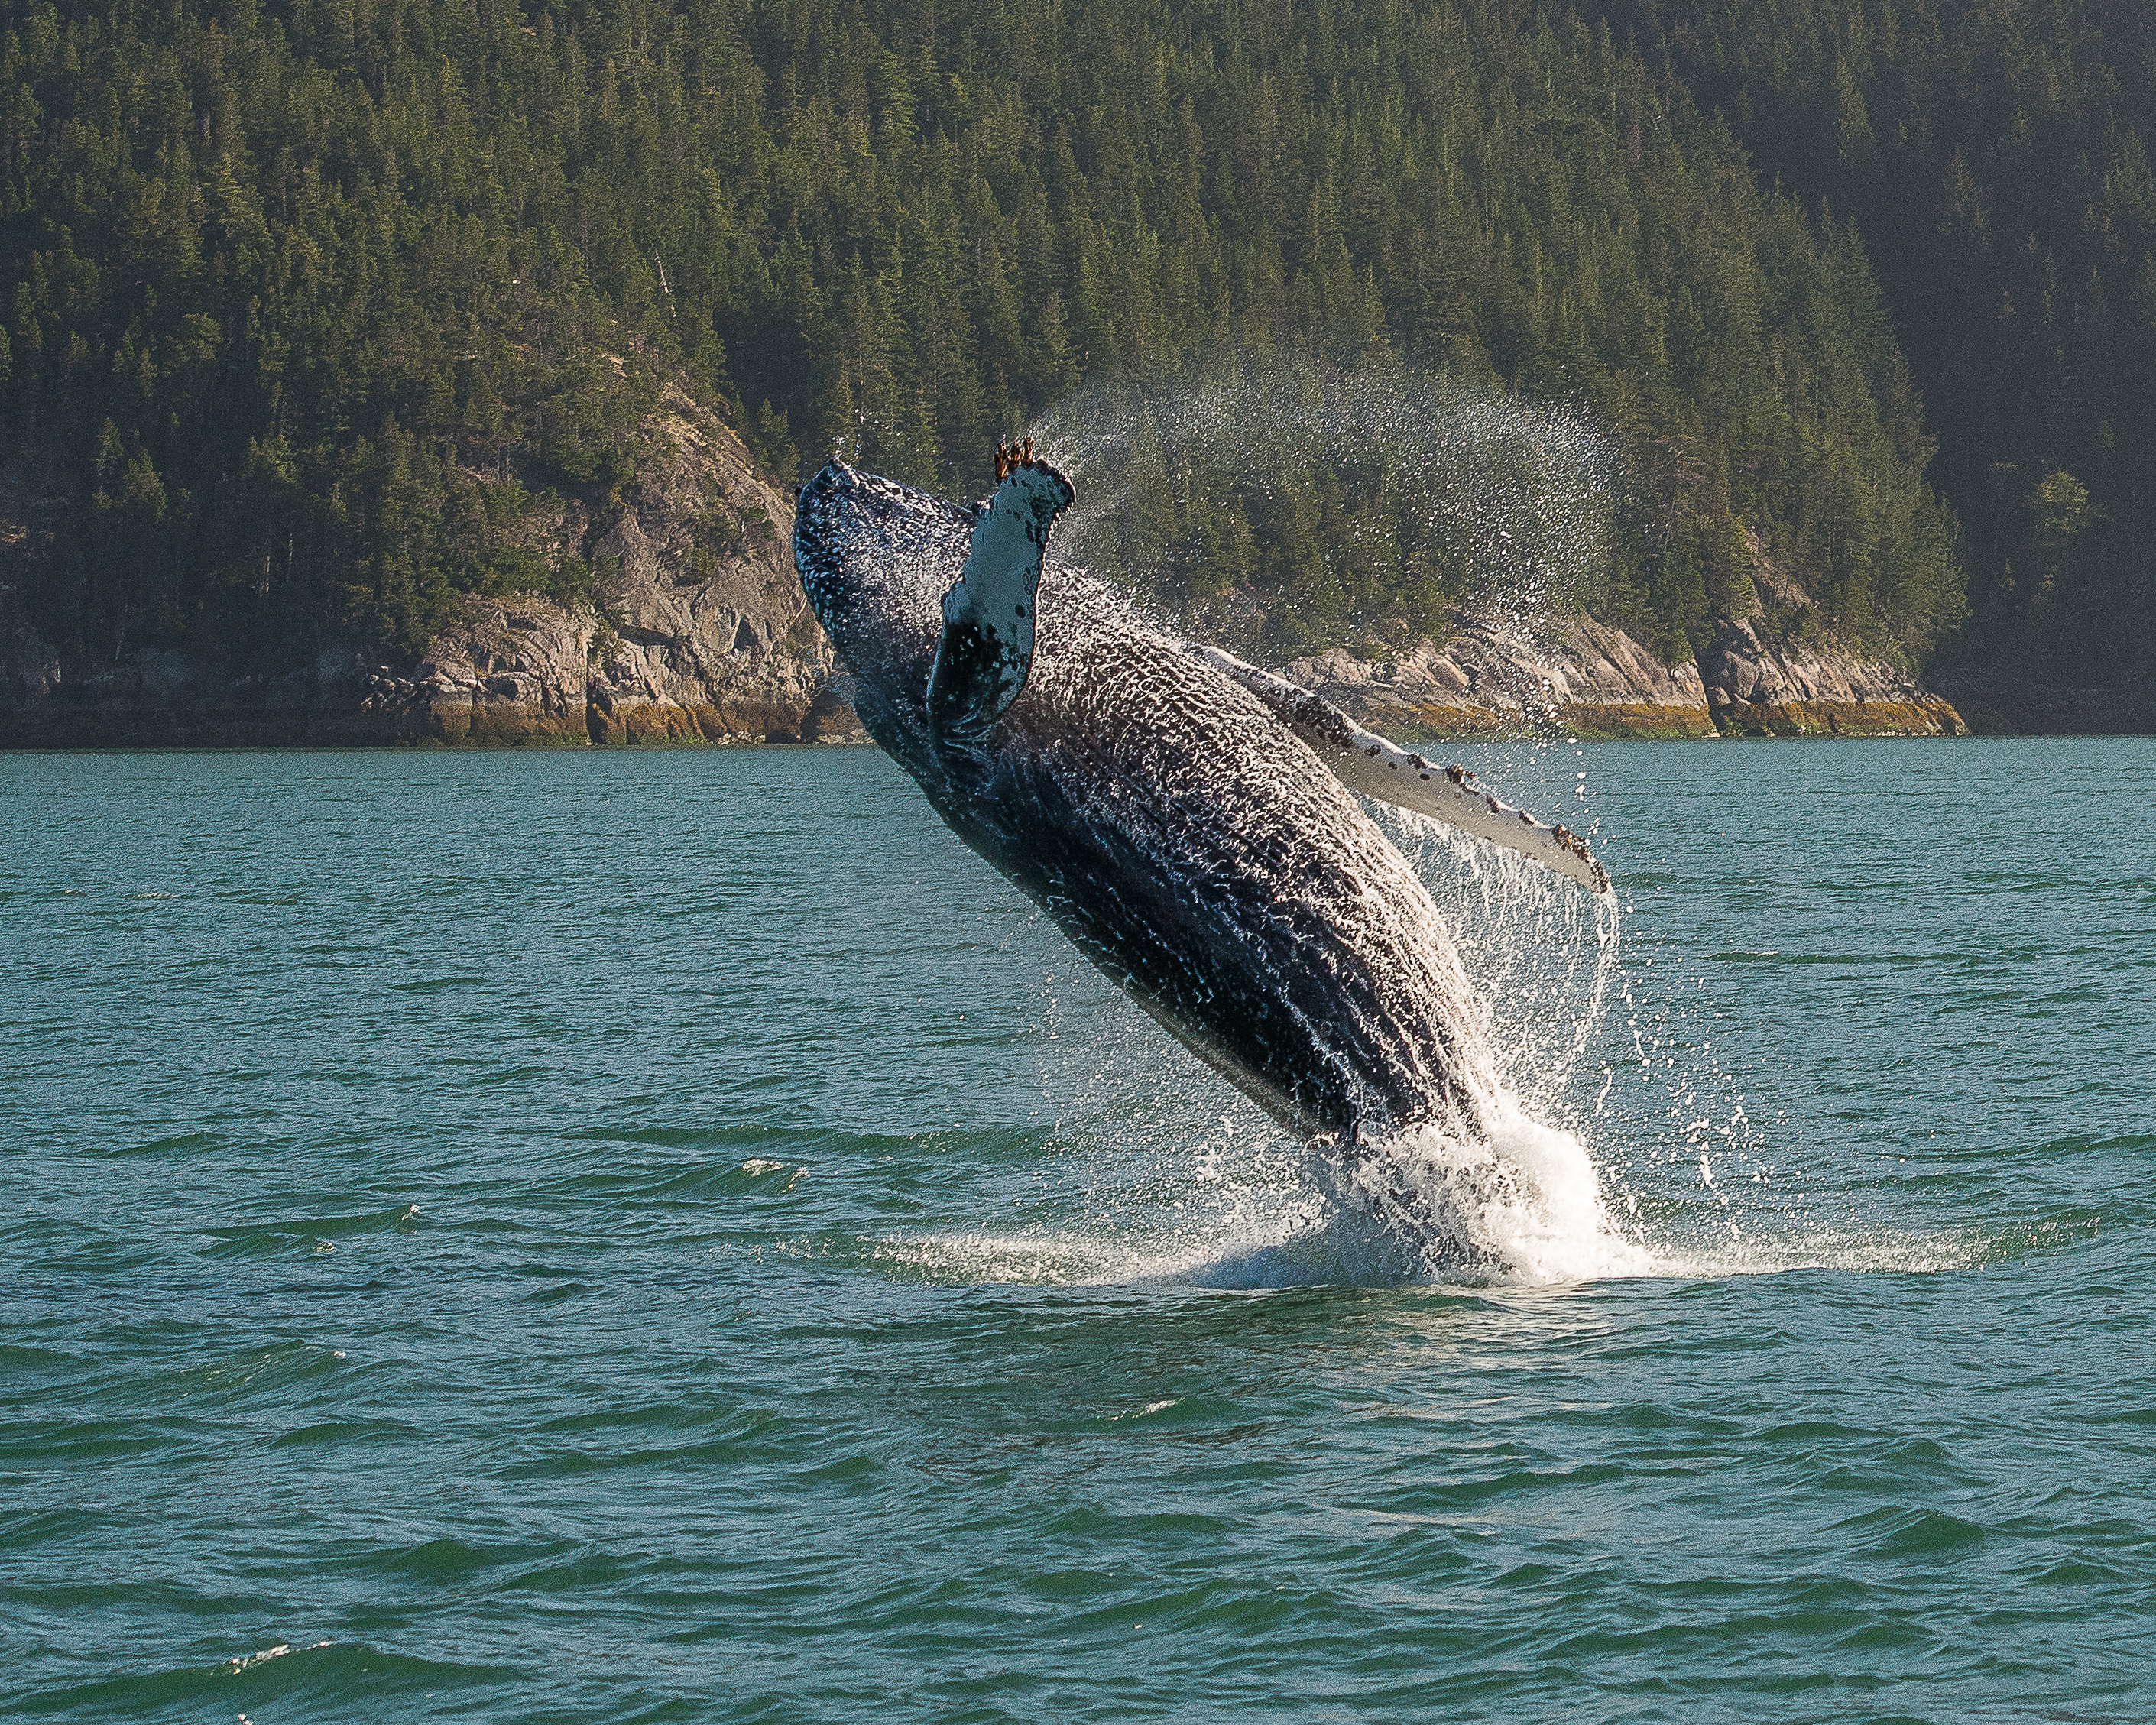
(1697, 620), (1965, 737)
(579, 389), (848, 744)
(1281, 610), (1965, 740)
(336, 598), (595, 745)
(0, 387), (861, 747)
(1285, 611), (1716, 739)
(1545, 617), (1723, 737)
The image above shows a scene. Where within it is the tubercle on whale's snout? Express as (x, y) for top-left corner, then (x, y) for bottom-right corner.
(791, 463), (848, 642)
(792, 460), (977, 739)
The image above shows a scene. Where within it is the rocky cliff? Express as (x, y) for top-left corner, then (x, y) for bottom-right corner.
(0, 386), (859, 748)
(351, 386), (864, 747)
(0, 407), (1973, 746)
(1693, 620), (1965, 738)
(1282, 611), (1966, 741)
(1285, 614), (1718, 740)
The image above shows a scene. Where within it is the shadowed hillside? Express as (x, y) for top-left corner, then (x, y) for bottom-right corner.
(2, 0), (1968, 702)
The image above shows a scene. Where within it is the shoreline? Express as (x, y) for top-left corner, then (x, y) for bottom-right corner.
(14, 725), (2152, 752)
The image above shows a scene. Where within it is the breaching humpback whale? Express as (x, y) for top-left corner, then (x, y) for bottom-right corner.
(793, 444), (1608, 1149)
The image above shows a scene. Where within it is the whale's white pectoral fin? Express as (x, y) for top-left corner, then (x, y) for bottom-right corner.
(1187, 644), (1613, 895)
(927, 441), (1075, 747)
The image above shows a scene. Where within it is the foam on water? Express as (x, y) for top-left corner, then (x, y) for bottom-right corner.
(866, 1104), (1995, 1291)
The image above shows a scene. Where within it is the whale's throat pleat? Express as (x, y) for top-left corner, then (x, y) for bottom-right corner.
(926, 460), (1074, 747)
(1183, 645), (1612, 896)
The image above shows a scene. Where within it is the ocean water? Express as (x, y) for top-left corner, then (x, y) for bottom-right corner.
(3, 738), (2152, 1723)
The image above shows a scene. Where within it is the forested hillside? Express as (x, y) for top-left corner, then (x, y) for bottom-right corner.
(1609, 0), (2156, 693)
(0, 0), (1992, 683)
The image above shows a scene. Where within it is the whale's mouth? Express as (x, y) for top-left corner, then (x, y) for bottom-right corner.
(793, 459), (970, 656)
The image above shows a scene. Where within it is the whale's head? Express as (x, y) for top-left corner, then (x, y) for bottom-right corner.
(793, 460), (973, 755)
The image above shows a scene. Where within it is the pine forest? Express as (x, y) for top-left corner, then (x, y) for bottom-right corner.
(2, 0), (2148, 704)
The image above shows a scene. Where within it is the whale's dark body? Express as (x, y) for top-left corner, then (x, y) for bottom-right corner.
(796, 459), (1503, 1143)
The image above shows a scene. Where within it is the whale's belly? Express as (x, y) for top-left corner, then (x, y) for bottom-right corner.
(937, 618), (1496, 1136)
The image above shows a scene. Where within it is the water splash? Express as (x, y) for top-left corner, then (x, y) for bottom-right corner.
(865, 779), (1992, 1291)
(1026, 356), (1618, 677)
(867, 826), (1648, 1290)
(1029, 366), (1892, 1282)
(1301, 800), (1646, 1285)
(1382, 802), (1623, 1110)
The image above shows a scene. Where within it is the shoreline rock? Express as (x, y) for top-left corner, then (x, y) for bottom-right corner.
(0, 388), (864, 750)
(1697, 620), (1964, 738)
(0, 586), (1979, 747)
(576, 387), (857, 745)
(1285, 613), (1717, 741)
(1282, 610), (1966, 741)
(0, 405), (2080, 751)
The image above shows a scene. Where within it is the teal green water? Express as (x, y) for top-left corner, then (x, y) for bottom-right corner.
(4, 740), (2153, 1723)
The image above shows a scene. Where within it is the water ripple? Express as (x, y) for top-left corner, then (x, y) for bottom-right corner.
(2, 743), (2153, 1720)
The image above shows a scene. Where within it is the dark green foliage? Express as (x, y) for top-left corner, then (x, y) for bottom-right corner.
(1, 0), (1965, 670)
(1601, 0), (2156, 683)
(710, 0), (1965, 661)
(1, 0), (666, 660)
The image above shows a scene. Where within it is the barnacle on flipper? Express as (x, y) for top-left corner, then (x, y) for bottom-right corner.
(992, 436), (1049, 482)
